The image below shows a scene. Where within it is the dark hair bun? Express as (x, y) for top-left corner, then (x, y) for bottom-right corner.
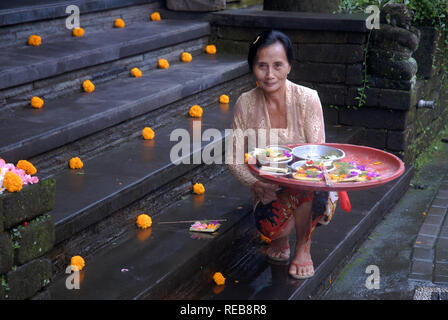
(248, 30), (294, 72)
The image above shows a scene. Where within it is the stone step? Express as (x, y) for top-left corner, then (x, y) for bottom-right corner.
(0, 0), (162, 28)
(0, 54), (249, 165)
(168, 167), (414, 300)
(0, 19), (210, 92)
(46, 122), (364, 299)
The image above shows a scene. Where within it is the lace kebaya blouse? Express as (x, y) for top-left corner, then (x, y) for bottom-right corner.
(226, 80), (325, 190)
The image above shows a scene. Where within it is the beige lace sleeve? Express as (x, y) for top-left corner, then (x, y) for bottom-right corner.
(304, 90), (326, 144)
(226, 96), (260, 188)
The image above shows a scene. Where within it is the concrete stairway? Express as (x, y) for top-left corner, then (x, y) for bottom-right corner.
(0, 0), (411, 300)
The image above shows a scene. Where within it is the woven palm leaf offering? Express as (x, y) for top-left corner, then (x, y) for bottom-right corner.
(189, 220), (221, 233)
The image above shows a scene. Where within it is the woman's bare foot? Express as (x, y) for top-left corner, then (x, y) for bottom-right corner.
(289, 240), (314, 279)
(266, 236), (290, 262)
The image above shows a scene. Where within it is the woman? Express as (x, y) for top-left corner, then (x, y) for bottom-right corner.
(227, 30), (333, 280)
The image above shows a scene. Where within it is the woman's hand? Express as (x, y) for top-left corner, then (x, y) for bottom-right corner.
(251, 180), (279, 204)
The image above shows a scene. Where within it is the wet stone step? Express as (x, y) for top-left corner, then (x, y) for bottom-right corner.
(48, 170), (252, 300)
(0, 19), (209, 90)
(0, 54), (248, 163)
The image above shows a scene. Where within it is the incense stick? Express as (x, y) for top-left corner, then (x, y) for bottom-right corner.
(157, 219), (227, 224)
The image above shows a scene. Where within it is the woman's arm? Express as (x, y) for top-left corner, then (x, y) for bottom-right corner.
(304, 90), (326, 144)
(226, 96), (260, 188)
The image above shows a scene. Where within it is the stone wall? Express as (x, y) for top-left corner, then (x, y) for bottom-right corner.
(0, 178), (56, 300)
(210, 8), (448, 165)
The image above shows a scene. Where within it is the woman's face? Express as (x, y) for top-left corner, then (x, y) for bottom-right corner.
(253, 41), (291, 94)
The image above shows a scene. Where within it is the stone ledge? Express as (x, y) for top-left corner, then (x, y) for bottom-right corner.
(0, 178), (56, 230)
(211, 9), (368, 33)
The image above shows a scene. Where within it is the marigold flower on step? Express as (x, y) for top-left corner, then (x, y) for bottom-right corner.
(72, 27), (85, 37)
(150, 12), (161, 21)
(158, 58), (170, 69)
(205, 44), (216, 55)
(30, 96), (44, 109)
(2, 172), (23, 192)
(219, 94), (229, 104)
(181, 52), (192, 63)
(69, 157), (84, 169)
(136, 214), (152, 229)
(193, 183), (205, 195)
(213, 272), (226, 285)
(189, 105), (203, 118)
(28, 35), (42, 46)
(70, 255), (85, 271)
(82, 79), (95, 93)
(114, 18), (125, 28)
(142, 127), (155, 140)
(244, 153), (249, 164)
(16, 160), (37, 175)
(131, 67), (142, 78)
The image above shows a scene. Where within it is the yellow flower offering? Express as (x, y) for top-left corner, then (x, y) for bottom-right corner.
(244, 153), (249, 164)
(72, 27), (85, 37)
(70, 255), (85, 271)
(260, 233), (272, 244)
(69, 157), (84, 169)
(193, 183), (205, 195)
(136, 214), (152, 229)
(16, 160), (37, 175)
(2, 172), (23, 192)
(30, 96), (44, 109)
(205, 45), (216, 55)
(142, 127), (155, 140)
(158, 58), (170, 69)
(181, 52), (193, 63)
(189, 105), (203, 118)
(213, 272), (226, 285)
(114, 18), (125, 28)
(28, 35), (42, 46)
(131, 67), (142, 78)
(82, 80), (95, 93)
(150, 12), (161, 21)
(219, 94), (229, 104)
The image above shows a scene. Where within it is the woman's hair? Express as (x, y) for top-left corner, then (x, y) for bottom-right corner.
(247, 30), (294, 72)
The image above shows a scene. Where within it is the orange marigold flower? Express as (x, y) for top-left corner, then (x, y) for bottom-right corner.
(131, 67), (142, 78)
(28, 35), (42, 46)
(30, 96), (44, 109)
(142, 127), (155, 140)
(244, 153), (249, 164)
(193, 183), (205, 195)
(213, 272), (226, 285)
(219, 94), (229, 104)
(16, 160), (37, 175)
(82, 80), (95, 93)
(69, 157), (84, 169)
(158, 58), (170, 69)
(70, 255), (85, 271)
(205, 44), (216, 55)
(114, 18), (125, 28)
(189, 105), (203, 118)
(260, 233), (272, 244)
(136, 214), (152, 229)
(181, 52), (192, 63)
(150, 12), (161, 21)
(2, 172), (23, 192)
(72, 27), (85, 37)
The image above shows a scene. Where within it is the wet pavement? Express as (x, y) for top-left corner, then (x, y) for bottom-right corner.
(321, 135), (448, 300)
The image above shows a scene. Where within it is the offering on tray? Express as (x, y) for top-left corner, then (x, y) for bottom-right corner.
(292, 160), (381, 183)
(253, 146), (292, 163)
(190, 220), (221, 233)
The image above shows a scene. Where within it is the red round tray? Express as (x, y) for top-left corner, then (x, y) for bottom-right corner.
(247, 143), (405, 191)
